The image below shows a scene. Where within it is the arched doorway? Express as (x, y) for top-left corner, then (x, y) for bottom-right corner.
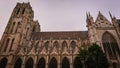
(73, 57), (82, 68)
(25, 58), (33, 68)
(62, 57), (70, 68)
(113, 63), (117, 68)
(37, 58), (45, 68)
(49, 57), (57, 68)
(14, 58), (22, 68)
(102, 32), (120, 59)
(0, 58), (8, 68)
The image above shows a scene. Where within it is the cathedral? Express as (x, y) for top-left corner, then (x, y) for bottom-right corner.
(0, 2), (120, 68)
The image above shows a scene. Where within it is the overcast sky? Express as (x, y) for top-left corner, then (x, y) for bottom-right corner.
(0, 0), (120, 39)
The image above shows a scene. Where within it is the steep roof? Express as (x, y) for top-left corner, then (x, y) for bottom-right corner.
(95, 11), (111, 23)
(32, 31), (88, 40)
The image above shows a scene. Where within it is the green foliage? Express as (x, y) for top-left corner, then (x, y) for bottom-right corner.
(78, 48), (88, 59)
(77, 43), (109, 68)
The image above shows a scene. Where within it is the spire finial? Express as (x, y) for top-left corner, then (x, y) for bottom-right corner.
(86, 12), (89, 19)
(109, 11), (112, 19)
(98, 11), (102, 15)
(88, 12), (90, 17)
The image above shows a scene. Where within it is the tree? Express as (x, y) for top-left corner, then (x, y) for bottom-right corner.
(87, 43), (109, 68)
(77, 43), (109, 68)
(78, 48), (88, 68)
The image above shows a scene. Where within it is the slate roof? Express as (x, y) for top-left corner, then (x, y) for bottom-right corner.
(31, 31), (88, 40)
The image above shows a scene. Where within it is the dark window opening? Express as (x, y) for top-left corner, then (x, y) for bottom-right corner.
(102, 32), (119, 59)
(70, 41), (76, 51)
(62, 41), (68, 49)
(9, 38), (14, 51)
(14, 58), (22, 68)
(62, 57), (70, 68)
(44, 41), (49, 50)
(4, 38), (10, 52)
(49, 57), (57, 68)
(25, 58), (33, 68)
(11, 22), (15, 33)
(16, 8), (20, 14)
(22, 8), (25, 14)
(113, 63), (117, 68)
(37, 58), (45, 68)
(0, 58), (8, 68)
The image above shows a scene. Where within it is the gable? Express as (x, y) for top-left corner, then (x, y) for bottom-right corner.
(95, 12), (113, 28)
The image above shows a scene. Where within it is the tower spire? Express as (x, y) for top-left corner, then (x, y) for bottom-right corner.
(86, 12), (89, 19)
(109, 11), (112, 19)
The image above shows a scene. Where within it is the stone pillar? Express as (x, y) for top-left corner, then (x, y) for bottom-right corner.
(58, 63), (60, 68)
(70, 63), (73, 68)
(58, 55), (60, 68)
(70, 55), (73, 68)
(46, 56), (48, 68)
(33, 64), (36, 68)
(6, 55), (13, 68)
(21, 64), (25, 68)
(33, 56), (37, 68)
(46, 63), (48, 68)
(6, 38), (12, 52)
(21, 56), (26, 68)
(6, 62), (12, 68)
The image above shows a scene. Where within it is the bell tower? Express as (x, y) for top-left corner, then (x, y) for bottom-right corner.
(0, 2), (40, 54)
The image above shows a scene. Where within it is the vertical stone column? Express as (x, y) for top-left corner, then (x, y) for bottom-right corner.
(70, 55), (73, 68)
(46, 56), (48, 68)
(21, 56), (26, 68)
(58, 55), (60, 68)
(6, 55), (13, 68)
(6, 38), (12, 52)
(70, 63), (73, 68)
(33, 56), (37, 68)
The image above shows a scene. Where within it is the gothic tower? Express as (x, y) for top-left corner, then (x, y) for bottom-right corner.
(86, 12), (99, 45)
(0, 2), (40, 55)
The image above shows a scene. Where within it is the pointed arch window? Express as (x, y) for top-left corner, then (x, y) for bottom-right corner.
(70, 41), (77, 51)
(53, 41), (59, 49)
(14, 58), (22, 68)
(37, 58), (45, 68)
(0, 58), (8, 68)
(32, 26), (35, 32)
(49, 57), (57, 68)
(9, 38), (14, 51)
(102, 32), (120, 59)
(62, 57), (70, 68)
(25, 58), (33, 68)
(10, 22), (15, 33)
(62, 41), (68, 49)
(4, 38), (10, 52)
(18, 22), (21, 28)
(15, 22), (21, 33)
(16, 8), (20, 14)
(22, 8), (25, 14)
(44, 41), (49, 50)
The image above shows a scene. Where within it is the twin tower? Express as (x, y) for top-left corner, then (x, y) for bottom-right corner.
(0, 2), (120, 68)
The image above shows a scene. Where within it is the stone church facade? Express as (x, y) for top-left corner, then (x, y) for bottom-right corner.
(0, 2), (120, 68)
